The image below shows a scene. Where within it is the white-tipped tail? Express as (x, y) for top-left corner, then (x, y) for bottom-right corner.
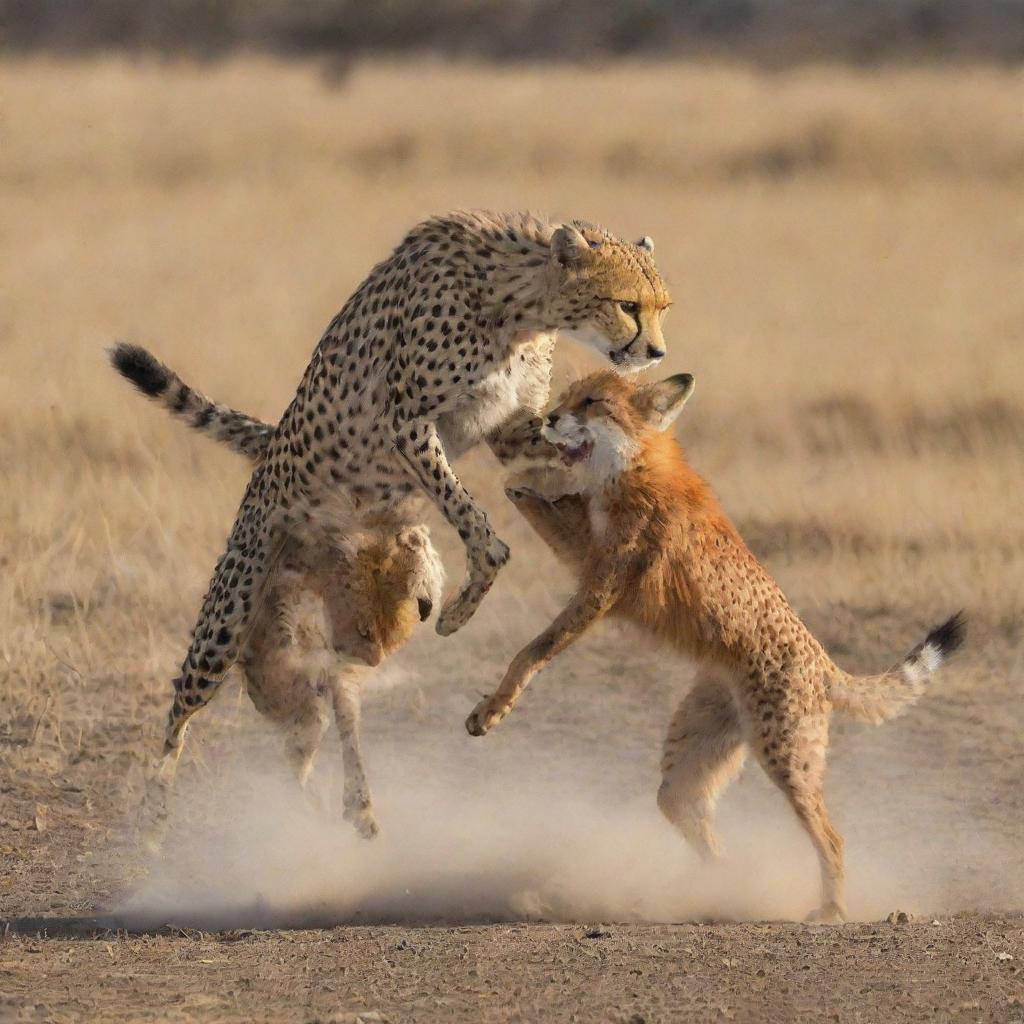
(830, 611), (966, 724)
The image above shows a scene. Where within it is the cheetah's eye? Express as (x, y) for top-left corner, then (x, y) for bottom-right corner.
(619, 301), (640, 317)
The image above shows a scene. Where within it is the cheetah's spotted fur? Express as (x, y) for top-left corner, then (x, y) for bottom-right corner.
(114, 211), (671, 766)
(112, 344), (446, 838)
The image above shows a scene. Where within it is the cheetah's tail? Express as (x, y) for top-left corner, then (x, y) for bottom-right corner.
(829, 611), (966, 724)
(108, 342), (275, 462)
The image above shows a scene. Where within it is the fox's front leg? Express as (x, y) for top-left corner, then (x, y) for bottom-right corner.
(466, 585), (615, 736)
(395, 419), (509, 636)
(505, 477), (591, 572)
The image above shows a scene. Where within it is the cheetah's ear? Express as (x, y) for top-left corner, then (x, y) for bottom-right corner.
(636, 236), (654, 254)
(635, 373), (695, 431)
(551, 224), (596, 270)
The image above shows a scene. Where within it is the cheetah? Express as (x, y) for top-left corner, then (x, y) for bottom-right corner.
(111, 344), (443, 837)
(465, 370), (965, 921)
(114, 211), (671, 773)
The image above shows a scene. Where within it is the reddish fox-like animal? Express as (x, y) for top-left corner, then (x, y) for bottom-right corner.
(467, 369), (965, 921)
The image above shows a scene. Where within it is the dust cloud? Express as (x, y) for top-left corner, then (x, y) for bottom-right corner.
(115, 672), (1020, 931)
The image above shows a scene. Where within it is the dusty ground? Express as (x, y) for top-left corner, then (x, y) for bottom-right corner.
(1, 58), (1022, 1021)
(3, 917), (1022, 1023)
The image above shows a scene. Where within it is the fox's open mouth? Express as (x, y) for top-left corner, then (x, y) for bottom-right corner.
(555, 439), (593, 466)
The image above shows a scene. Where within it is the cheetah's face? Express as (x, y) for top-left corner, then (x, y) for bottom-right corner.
(550, 224), (672, 373)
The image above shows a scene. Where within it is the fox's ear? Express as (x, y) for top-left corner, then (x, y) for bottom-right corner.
(551, 224), (596, 270)
(636, 373), (695, 431)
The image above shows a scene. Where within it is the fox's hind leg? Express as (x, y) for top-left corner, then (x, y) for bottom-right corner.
(657, 673), (746, 860)
(747, 702), (846, 922)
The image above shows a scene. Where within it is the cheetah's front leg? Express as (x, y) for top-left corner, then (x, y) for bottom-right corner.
(395, 419), (509, 636)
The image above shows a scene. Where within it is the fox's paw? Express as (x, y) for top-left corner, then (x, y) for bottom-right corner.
(805, 901), (847, 924)
(465, 696), (509, 737)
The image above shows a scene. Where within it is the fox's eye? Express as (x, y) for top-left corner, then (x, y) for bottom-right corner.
(582, 396), (596, 408)
(619, 301), (640, 317)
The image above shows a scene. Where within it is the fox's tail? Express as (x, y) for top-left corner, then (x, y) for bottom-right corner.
(830, 611), (966, 724)
(109, 342), (274, 462)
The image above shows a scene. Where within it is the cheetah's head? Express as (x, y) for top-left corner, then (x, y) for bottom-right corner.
(548, 222), (671, 373)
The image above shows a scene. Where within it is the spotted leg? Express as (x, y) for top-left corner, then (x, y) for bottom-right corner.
(395, 419), (509, 636)
(161, 471), (283, 762)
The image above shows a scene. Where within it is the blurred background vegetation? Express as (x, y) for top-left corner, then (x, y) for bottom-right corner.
(4, 0), (1024, 63)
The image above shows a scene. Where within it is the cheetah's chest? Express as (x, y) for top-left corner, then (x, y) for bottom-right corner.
(437, 334), (553, 459)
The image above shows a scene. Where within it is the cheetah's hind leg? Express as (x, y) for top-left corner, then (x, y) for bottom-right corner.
(163, 503), (284, 753)
(140, 502), (283, 850)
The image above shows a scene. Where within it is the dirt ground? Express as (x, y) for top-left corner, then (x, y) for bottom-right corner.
(1, 57), (1023, 1022)
(2, 916), (1022, 1023)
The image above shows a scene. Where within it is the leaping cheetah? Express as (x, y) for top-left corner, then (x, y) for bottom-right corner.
(113, 211), (671, 769)
(112, 343), (443, 838)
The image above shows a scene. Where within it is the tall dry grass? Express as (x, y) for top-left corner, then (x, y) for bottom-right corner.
(0, 58), (1021, 916)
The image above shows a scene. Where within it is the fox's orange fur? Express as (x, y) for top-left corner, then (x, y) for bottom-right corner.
(468, 370), (964, 921)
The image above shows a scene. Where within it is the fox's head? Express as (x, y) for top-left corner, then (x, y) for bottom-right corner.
(324, 524), (444, 667)
(541, 370), (695, 485)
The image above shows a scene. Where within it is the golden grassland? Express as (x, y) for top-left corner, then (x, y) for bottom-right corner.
(1, 58), (1022, 920)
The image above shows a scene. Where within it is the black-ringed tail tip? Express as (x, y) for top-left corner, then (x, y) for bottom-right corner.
(109, 342), (171, 398)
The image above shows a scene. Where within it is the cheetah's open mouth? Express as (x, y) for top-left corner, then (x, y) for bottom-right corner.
(555, 439), (593, 466)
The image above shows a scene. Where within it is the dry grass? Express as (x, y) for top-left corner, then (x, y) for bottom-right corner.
(1, 57), (1022, 930)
